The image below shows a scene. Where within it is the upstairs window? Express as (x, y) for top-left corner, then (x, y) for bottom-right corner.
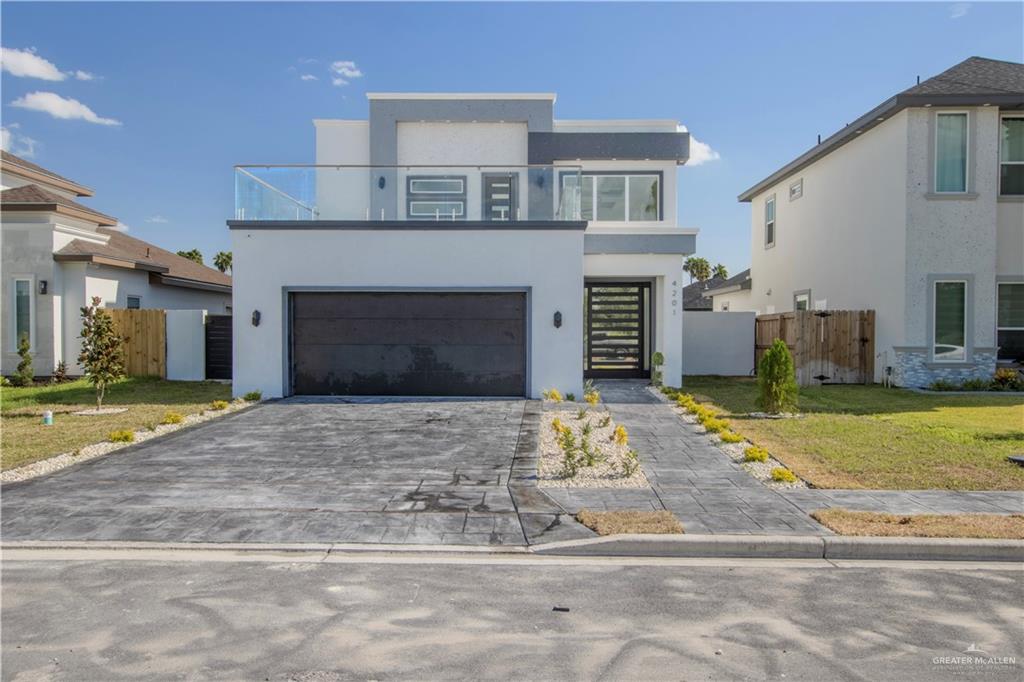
(567, 173), (660, 222)
(406, 175), (466, 220)
(997, 282), (1024, 362)
(935, 112), (968, 193)
(1000, 116), (1024, 196)
(764, 195), (776, 248)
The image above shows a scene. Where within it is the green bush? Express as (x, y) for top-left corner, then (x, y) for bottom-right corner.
(992, 368), (1023, 391)
(650, 351), (665, 387)
(12, 335), (33, 387)
(51, 361), (69, 384)
(242, 390), (262, 401)
(771, 467), (798, 483)
(161, 411), (184, 425)
(108, 429), (135, 443)
(621, 449), (640, 477)
(928, 379), (960, 392)
(565, 393), (576, 402)
(960, 378), (990, 391)
(210, 400), (229, 410)
(575, 407), (587, 420)
(757, 339), (799, 414)
(744, 446), (769, 463)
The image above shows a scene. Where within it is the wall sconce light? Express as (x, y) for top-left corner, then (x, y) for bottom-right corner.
(553, 311), (562, 328)
(38, 280), (48, 295)
(378, 176), (386, 190)
(251, 310), (261, 327)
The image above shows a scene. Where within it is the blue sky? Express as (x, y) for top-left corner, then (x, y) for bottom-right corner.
(2, 1), (1022, 276)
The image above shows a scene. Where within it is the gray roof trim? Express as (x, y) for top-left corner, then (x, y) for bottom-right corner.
(152, 273), (232, 293)
(227, 220), (588, 231)
(704, 269), (752, 296)
(738, 91), (1024, 202)
(583, 232), (695, 255)
(529, 131), (690, 164)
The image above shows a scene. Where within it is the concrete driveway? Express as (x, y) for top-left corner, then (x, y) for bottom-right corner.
(1, 398), (590, 546)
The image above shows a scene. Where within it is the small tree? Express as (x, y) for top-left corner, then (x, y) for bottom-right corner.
(213, 251), (232, 273)
(78, 297), (125, 408)
(757, 339), (798, 414)
(650, 351), (665, 387)
(13, 334), (34, 386)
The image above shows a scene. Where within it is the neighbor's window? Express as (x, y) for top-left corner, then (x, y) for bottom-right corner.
(933, 280), (967, 362)
(568, 173), (660, 222)
(764, 195), (776, 247)
(794, 292), (810, 311)
(14, 279), (32, 347)
(1000, 116), (1024, 196)
(935, 112), (968, 193)
(406, 175), (466, 220)
(997, 282), (1024, 362)
(126, 295), (142, 310)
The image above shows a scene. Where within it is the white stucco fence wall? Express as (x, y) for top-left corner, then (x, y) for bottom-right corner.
(231, 227), (585, 399)
(165, 309), (207, 381)
(680, 311), (756, 377)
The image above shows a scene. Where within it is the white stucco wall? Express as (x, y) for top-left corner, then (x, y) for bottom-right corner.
(165, 309), (207, 381)
(583, 253), (684, 386)
(231, 227), (585, 399)
(314, 120), (370, 220)
(2, 219), (60, 374)
(710, 288), (753, 312)
(746, 111), (909, 379)
(680, 311), (756, 376)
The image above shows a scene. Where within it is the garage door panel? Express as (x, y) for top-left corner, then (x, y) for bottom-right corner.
(295, 318), (523, 346)
(292, 292), (525, 320)
(291, 292), (526, 396)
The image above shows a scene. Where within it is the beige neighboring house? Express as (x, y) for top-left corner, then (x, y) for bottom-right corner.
(733, 56), (1024, 387)
(705, 269), (752, 312)
(1, 150), (231, 377)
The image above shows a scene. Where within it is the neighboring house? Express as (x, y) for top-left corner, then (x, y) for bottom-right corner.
(681, 276), (725, 311)
(1, 150), (232, 377)
(735, 56), (1024, 387)
(705, 269), (752, 312)
(231, 92), (698, 398)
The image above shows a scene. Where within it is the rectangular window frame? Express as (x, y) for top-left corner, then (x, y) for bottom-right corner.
(793, 289), (811, 311)
(764, 195), (776, 248)
(929, 276), (972, 364)
(126, 295), (142, 310)
(999, 114), (1024, 197)
(997, 279), (1024, 362)
(789, 178), (803, 201)
(10, 275), (35, 352)
(934, 111), (970, 194)
(562, 171), (663, 223)
(406, 175), (467, 221)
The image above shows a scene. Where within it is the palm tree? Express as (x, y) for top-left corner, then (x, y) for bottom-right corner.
(684, 256), (712, 282)
(176, 249), (203, 265)
(712, 263), (729, 280)
(213, 251), (233, 274)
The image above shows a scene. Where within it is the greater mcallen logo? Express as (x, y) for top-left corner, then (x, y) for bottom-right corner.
(932, 643), (1017, 673)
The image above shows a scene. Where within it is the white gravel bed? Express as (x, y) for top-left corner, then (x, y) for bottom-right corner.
(1, 399), (256, 484)
(648, 386), (807, 490)
(537, 405), (650, 489)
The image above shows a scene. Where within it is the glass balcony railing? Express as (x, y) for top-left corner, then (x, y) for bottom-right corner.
(234, 165), (583, 222)
(234, 163), (585, 222)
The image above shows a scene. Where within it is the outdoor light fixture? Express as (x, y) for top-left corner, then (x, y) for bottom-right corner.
(553, 311), (562, 328)
(251, 310), (261, 327)
(38, 280), (48, 295)
(378, 176), (386, 189)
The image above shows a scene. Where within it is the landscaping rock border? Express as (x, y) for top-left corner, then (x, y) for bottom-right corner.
(1, 399), (258, 484)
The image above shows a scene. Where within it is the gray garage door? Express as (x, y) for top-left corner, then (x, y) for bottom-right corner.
(290, 292), (526, 396)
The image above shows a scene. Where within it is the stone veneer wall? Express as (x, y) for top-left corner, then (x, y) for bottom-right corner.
(893, 349), (998, 388)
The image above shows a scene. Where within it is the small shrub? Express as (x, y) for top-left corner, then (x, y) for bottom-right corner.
(542, 388), (563, 402)
(744, 446), (769, 463)
(79, 297), (126, 408)
(622, 449), (640, 477)
(565, 393), (576, 402)
(757, 339), (798, 414)
(12, 335), (33, 387)
(701, 417), (730, 434)
(0, 376), (10, 387)
(575, 407), (587, 420)
(719, 431), (744, 444)
(559, 431), (581, 478)
(650, 351), (665, 387)
(612, 425), (628, 446)
(210, 400), (229, 411)
(771, 467), (798, 483)
(242, 390), (262, 401)
(581, 421), (593, 437)
(558, 427), (577, 455)
(960, 378), (990, 391)
(580, 435), (602, 467)
(551, 417), (567, 434)
(992, 368), (1023, 391)
(660, 386), (679, 399)
(161, 411), (184, 425)
(692, 405), (717, 421)
(51, 361), (69, 384)
(598, 414), (612, 428)
(584, 390), (600, 406)
(929, 379), (960, 392)
(108, 429), (135, 443)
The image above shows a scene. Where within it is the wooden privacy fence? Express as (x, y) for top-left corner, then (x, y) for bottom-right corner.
(755, 310), (875, 386)
(109, 309), (166, 377)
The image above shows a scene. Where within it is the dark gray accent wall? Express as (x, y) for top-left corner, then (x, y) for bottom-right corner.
(584, 232), (696, 255)
(529, 132), (689, 164)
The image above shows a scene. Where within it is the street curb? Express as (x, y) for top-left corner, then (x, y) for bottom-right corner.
(0, 540), (528, 555)
(530, 534), (1024, 562)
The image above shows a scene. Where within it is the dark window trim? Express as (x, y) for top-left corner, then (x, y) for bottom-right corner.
(405, 174), (467, 221)
(481, 172), (519, 222)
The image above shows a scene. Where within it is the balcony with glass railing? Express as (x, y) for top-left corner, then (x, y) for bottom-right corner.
(233, 165), (583, 223)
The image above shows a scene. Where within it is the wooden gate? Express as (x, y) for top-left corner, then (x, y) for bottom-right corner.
(109, 309), (166, 377)
(755, 310), (875, 386)
(205, 315), (233, 380)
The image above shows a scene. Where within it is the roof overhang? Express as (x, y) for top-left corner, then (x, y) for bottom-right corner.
(0, 165), (94, 197)
(738, 92), (1024, 202)
(3, 202), (118, 226)
(367, 92), (556, 101)
(54, 253), (169, 273)
(150, 273), (231, 294)
(529, 131), (690, 165)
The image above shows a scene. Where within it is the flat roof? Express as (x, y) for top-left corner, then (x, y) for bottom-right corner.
(366, 92), (556, 102)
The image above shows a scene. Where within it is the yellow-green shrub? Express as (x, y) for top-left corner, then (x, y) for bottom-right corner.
(584, 390), (600, 405)
(771, 467), (798, 483)
(210, 400), (229, 411)
(551, 417), (567, 434)
(744, 446), (769, 463)
(612, 425), (628, 446)
(109, 429), (135, 443)
(542, 388), (563, 402)
(701, 417), (730, 434)
(161, 411), (184, 425)
(718, 431), (744, 444)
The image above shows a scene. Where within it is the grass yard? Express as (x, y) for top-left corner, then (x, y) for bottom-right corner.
(576, 510), (685, 536)
(678, 376), (1024, 491)
(812, 508), (1024, 539)
(2, 377), (231, 470)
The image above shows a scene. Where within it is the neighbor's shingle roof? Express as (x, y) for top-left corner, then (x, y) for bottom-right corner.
(704, 269), (752, 297)
(1, 150), (94, 197)
(738, 57), (1024, 202)
(97, 228), (232, 289)
(682, 276), (725, 310)
(1, 183), (117, 225)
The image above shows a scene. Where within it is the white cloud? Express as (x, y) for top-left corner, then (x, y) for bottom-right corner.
(300, 74), (318, 81)
(687, 136), (721, 166)
(11, 91), (121, 126)
(145, 215), (169, 224)
(0, 47), (66, 81)
(73, 70), (97, 81)
(0, 124), (38, 158)
(950, 3), (971, 18)
(110, 221), (131, 232)
(330, 60), (363, 87)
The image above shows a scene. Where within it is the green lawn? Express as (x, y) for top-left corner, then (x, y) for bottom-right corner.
(677, 376), (1024, 491)
(2, 377), (231, 471)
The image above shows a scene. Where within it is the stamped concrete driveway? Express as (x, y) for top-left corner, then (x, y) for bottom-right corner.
(1, 398), (590, 547)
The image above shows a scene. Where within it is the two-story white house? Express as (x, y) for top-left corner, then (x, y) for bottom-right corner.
(230, 93), (698, 398)
(727, 57), (1023, 387)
